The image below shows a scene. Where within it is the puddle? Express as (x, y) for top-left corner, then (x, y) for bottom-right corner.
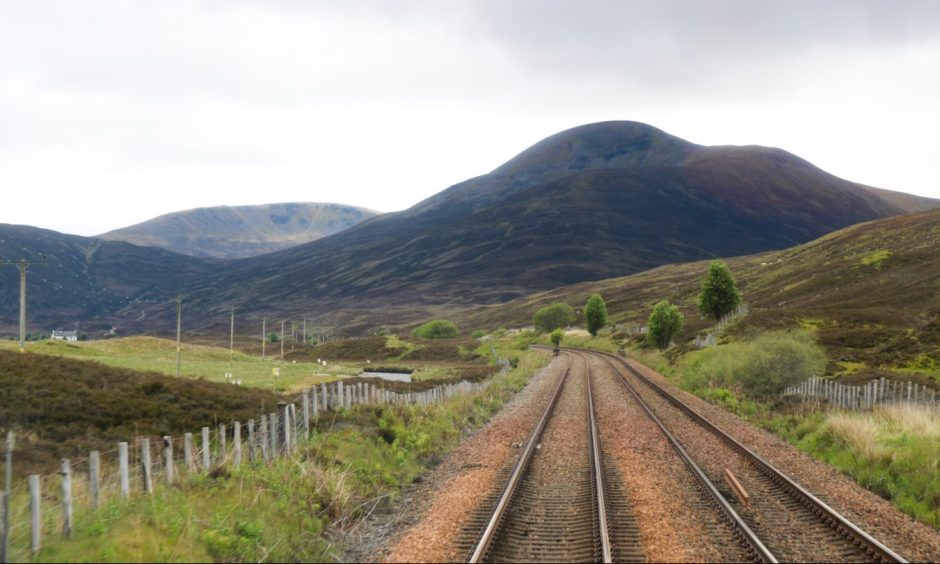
(360, 371), (412, 383)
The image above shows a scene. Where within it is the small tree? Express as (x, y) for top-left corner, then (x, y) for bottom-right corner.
(647, 300), (684, 350)
(550, 328), (564, 348)
(533, 302), (576, 333)
(412, 319), (459, 339)
(698, 260), (741, 321)
(584, 294), (608, 336)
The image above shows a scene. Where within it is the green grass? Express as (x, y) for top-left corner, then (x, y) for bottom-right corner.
(9, 348), (550, 562)
(0, 337), (354, 392)
(767, 405), (940, 526)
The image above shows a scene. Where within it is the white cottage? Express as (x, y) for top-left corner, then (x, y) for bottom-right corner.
(51, 330), (78, 342)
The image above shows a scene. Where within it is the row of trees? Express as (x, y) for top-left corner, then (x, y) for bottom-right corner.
(532, 260), (741, 351)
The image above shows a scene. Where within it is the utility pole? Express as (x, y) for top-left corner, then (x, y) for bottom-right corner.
(175, 297), (182, 378)
(0, 255), (46, 351)
(262, 317), (266, 359)
(280, 320), (285, 360)
(302, 317), (306, 346)
(229, 307), (235, 366)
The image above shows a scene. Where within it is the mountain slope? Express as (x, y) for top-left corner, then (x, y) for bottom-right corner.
(149, 121), (925, 327)
(0, 224), (223, 333)
(455, 208), (940, 378)
(99, 202), (377, 259)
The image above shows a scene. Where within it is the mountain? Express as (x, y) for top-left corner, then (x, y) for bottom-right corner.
(99, 203), (378, 259)
(0, 224), (222, 334)
(145, 121), (933, 331)
(455, 208), (940, 379)
(3, 121), (938, 337)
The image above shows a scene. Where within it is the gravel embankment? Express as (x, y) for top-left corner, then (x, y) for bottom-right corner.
(590, 354), (749, 562)
(351, 354), (568, 563)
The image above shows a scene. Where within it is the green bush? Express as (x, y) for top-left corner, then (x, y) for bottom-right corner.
(471, 330), (487, 339)
(647, 299), (683, 350)
(550, 328), (564, 348)
(533, 302), (576, 333)
(411, 319), (459, 339)
(680, 330), (826, 399)
(584, 294), (608, 336)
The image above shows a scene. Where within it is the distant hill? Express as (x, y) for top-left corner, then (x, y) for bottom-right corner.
(455, 208), (940, 378)
(0, 224), (222, 334)
(99, 203), (378, 258)
(142, 121), (933, 332)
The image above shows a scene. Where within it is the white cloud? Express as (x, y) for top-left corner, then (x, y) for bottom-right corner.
(0, 0), (938, 235)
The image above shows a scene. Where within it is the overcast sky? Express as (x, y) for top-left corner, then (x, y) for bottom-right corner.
(2, 0), (939, 236)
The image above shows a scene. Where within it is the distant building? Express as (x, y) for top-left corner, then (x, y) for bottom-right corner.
(51, 330), (78, 342)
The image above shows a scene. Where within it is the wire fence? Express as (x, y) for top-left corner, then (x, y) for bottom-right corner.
(0, 371), (500, 560)
(693, 304), (749, 349)
(784, 375), (939, 411)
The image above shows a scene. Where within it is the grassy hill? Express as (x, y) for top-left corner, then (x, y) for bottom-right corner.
(0, 348), (284, 475)
(99, 202), (378, 259)
(457, 208), (940, 382)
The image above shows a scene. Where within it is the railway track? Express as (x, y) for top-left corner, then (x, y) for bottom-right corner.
(577, 347), (908, 564)
(464, 355), (643, 563)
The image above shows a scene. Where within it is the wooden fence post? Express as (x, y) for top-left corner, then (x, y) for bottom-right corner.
(219, 424), (227, 462)
(2, 432), (12, 563)
(28, 475), (40, 552)
(283, 404), (292, 455)
(321, 383), (328, 412)
(311, 388), (319, 419)
(201, 427), (211, 470)
(119, 442), (129, 499)
(61, 459), (72, 538)
(89, 450), (100, 510)
(234, 422), (242, 468)
(184, 433), (194, 471)
(247, 419), (255, 462)
(141, 438), (153, 494)
(164, 437), (174, 484)
(302, 391), (310, 441)
(269, 413), (278, 458)
(259, 415), (268, 462)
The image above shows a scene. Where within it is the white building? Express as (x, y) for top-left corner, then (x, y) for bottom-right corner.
(51, 330), (78, 342)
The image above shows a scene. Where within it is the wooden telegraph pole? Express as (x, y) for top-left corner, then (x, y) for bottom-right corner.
(229, 307), (235, 366)
(0, 255), (46, 351)
(175, 297), (182, 378)
(262, 317), (266, 359)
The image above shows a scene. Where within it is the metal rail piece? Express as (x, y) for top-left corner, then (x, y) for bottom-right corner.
(467, 364), (570, 563)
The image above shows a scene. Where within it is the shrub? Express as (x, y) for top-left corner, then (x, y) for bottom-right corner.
(471, 330), (487, 339)
(584, 294), (608, 336)
(680, 330), (826, 399)
(411, 319), (459, 339)
(647, 300), (684, 350)
(533, 302), (576, 333)
(550, 328), (564, 348)
(698, 260), (741, 321)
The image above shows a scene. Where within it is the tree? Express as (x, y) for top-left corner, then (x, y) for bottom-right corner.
(412, 319), (459, 339)
(698, 260), (741, 321)
(533, 302), (577, 333)
(584, 294), (608, 336)
(647, 300), (684, 350)
(550, 328), (564, 348)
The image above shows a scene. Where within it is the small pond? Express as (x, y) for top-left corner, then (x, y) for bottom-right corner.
(360, 371), (413, 383)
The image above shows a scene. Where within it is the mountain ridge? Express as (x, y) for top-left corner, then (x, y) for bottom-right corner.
(99, 202), (378, 259)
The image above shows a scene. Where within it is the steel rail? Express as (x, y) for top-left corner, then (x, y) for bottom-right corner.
(583, 353), (614, 563)
(571, 346), (907, 564)
(561, 348), (776, 563)
(467, 364), (571, 563)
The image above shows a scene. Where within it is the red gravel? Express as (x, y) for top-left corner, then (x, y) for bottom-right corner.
(624, 356), (940, 562)
(589, 353), (749, 562)
(372, 354), (569, 563)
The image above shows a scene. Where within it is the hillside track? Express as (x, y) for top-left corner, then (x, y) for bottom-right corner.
(577, 347), (906, 564)
(466, 354), (643, 563)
